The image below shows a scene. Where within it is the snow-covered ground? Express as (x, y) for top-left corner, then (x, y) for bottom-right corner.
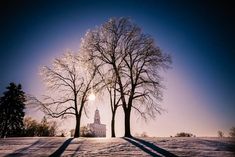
(0, 137), (234, 156)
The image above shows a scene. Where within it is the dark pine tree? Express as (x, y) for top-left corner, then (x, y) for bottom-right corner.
(0, 83), (26, 138)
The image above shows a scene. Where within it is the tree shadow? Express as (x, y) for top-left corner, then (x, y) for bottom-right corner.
(123, 137), (178, 157)
(49, 138), (74, 157)
(4, 140), (41, 157)
(4, 138), (67, 157)
(198, 139), (235, 152)
(71, 144), (81, 157)
(70, 139), (88, 157)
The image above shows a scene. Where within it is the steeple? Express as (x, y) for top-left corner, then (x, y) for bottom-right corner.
(87, 108), (106, 137)
(94, 108), (101, 124)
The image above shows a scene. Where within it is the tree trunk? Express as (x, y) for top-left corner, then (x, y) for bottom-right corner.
(111, 109), (117, 137)
(74, 115), (81, 138)
(124, 109), (132, 137)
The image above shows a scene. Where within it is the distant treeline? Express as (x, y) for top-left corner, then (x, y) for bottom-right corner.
(175, 132), (195, 137)
(22, 116), (57, 137)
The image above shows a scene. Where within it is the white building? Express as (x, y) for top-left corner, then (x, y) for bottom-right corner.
(87, 109), (106, 137)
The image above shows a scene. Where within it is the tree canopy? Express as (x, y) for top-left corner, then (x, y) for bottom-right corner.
(38, 52), (100, 137)
(81, 17), (171, 137)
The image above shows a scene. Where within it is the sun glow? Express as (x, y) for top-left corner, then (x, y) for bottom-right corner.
(88, 93), (96, 101)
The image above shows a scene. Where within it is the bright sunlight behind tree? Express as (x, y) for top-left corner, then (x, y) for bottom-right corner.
(81, 17), (171, 137)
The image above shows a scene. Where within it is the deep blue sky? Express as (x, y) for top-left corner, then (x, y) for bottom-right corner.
(0, 0), (234, 136)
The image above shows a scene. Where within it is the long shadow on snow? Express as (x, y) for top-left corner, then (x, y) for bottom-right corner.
(123, 137), (178, 157)
(49, 138), (74, 157)
(4, 140), (41, 157)
(199, 139), (235, 153)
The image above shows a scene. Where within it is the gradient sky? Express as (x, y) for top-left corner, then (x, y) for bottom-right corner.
(1, 0), (234, 137)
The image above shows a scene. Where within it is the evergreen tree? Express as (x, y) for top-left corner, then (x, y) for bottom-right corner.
(0, 83), (26, 138)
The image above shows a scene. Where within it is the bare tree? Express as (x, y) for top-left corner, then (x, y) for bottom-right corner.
(81, 17), (171, 137)
(217, 130), (224, 138)
(107, 76), (121, 137)
(38, 52), (99, 137)
(81, 40), (121, 138)
(229, 127), (235, 138)
(97, 68), (121, 137)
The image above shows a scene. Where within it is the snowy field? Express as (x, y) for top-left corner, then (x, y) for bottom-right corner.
(0, 137), (234, 157)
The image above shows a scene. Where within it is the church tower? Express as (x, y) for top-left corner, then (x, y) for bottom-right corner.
(87, 108), (106, 137)
(94, 109), (101, 124)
